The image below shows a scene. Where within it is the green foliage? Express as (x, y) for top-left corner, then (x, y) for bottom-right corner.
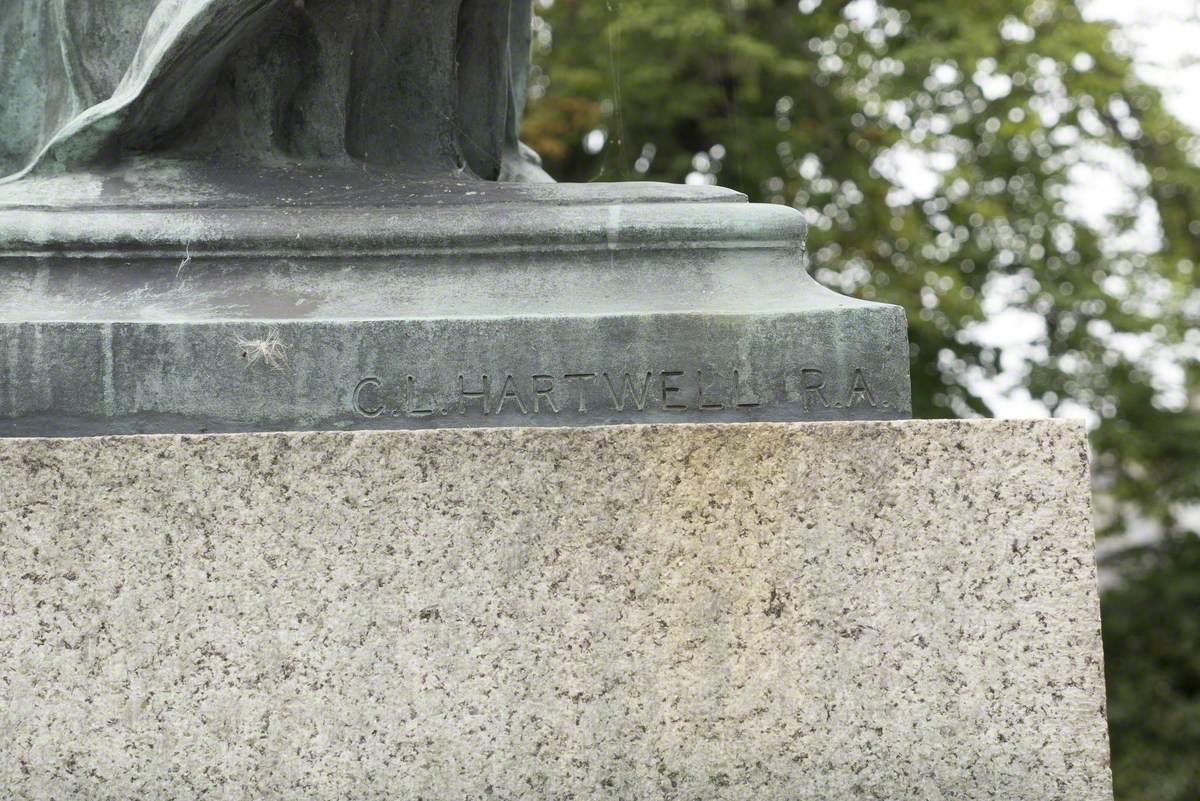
(526, 1), (1200, 797)
(1102, 533), (1200, 801)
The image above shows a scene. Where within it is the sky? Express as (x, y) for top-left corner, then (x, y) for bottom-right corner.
(1087, 0), (1200, 129)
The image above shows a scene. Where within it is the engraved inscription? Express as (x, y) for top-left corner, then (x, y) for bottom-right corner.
(847, 368), (880, 408)
(353, 365), (887, 419)
(660, 371), (687, 411)
(353, 377), (384, 417)
(602, 372), (652, 411)
(532, 374), (558, 413)
(496, 374), (527, 415)
(458, 374), (490, 415)
(801, 368), (830, 411)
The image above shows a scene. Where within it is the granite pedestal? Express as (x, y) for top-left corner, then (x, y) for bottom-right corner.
(0, 420), (1111, 800)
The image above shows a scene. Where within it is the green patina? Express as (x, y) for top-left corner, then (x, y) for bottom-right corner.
(0, 0), (549, 183)
(0, 0), (912, 435)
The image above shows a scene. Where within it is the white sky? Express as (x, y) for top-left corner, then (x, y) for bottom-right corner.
(1086, 0), (1200, 129)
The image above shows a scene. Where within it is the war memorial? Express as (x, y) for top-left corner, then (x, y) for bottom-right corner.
(0, 2), (1112, 798)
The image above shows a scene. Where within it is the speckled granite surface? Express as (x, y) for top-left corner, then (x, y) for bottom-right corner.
(0, 420), (1110, 800)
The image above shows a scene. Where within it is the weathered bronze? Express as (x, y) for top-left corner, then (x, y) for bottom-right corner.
(0, 0), (549, 182)
(0, 0), (911, 436)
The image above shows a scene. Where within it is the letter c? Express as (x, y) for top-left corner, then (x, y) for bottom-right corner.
(354, 377), (384, 417)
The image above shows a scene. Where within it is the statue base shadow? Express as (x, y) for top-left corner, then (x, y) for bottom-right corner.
(0, 159), (910, 436)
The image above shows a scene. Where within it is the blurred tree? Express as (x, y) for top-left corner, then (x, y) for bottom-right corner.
(525, 1), (1200, 799)
(1102, 532), (1200, 801)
